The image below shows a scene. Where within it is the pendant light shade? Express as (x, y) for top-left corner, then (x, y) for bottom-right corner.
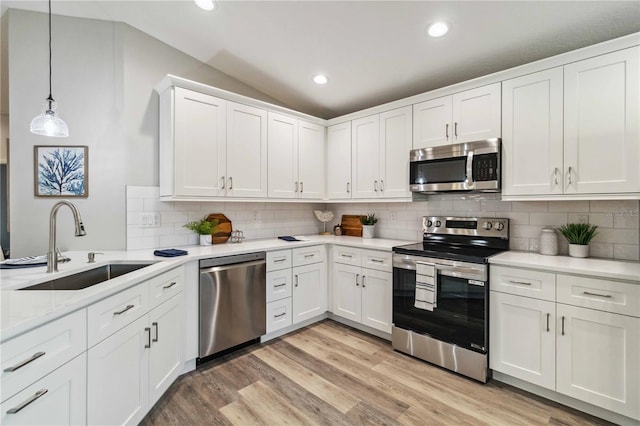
(31, 0), (69, 137)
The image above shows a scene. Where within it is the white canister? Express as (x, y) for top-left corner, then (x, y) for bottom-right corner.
(539, 227), (558, 256)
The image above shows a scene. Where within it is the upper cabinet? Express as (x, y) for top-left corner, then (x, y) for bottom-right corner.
(413, 83), (501, 148)
(326, 122), (352, 199)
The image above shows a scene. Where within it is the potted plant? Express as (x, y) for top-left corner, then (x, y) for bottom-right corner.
(360, 213), (378, 239)
(184, 217), (219, 246)
(558, 223), (598, 258)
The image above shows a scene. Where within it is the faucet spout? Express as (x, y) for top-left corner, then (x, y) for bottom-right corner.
(47, 200), (87, 273)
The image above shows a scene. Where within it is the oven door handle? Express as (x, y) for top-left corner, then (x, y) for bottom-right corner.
(436, 264), (486, 281)
(465, 150), (475, 189)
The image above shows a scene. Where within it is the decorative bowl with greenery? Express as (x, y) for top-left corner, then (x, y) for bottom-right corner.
(184, 217), (219, 245)
(360, 213), (378, 226)
(558, 223), (598, 258)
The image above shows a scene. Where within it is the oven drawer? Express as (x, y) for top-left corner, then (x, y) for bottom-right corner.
(362, 250), (392, 272)
(557, 274), (640, 317)
(333, 246), (361, 266)
(490, 266), (556, 301)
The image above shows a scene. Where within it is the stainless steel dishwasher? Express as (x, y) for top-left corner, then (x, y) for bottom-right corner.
(199, 252), (266, 360)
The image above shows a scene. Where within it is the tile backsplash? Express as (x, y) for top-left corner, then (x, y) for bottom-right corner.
(127, 187), (639, 261)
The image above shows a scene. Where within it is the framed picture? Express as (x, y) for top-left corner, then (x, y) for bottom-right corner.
(34, 145), (88, 197)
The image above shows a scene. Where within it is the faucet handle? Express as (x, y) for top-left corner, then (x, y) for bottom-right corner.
(56, 248), (71, 263)
(87, 252), (104, 263)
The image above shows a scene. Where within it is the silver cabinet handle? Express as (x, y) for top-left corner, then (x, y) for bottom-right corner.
(273, 283), (287, 288)
(294, 275), (299, 287)
(553, 168), (559, 185)
(346, 182), (350, 193)
(567, 167), (573, 185)
(362, 275), (366, 288)
(144, 327), (151, 348)
(356, 274), (360, 286)
(561, 316), (565, 336)
(445, 123), (449, 139)
(454, 122), (458, 137)
(583, 291), (612, 298)
(4, 352), (46, 372)
(300, 182), (304, 193)
(370, 259), (384, 263)
(274, 312), (286, 318)
(274, 257), (287, 263)
(152, 322), (159, 343)
(221, 176), (225, 190)
(6, 389), (48, 414)
(546, 313), (550, 332)
(294, 181), (299, 192)
(380, 180), (384, 192)
(114, 304), (134, 315)
(304, 254), (315, 259)
(228, 177), (233, 190)
(163, 281), (177, 290)
(341, 254), (353, 258)
(374, 180), (378, 192)
(508, 280), (532, 286)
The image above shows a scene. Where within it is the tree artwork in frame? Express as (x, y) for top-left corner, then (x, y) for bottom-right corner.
(34, 145), (88, 197)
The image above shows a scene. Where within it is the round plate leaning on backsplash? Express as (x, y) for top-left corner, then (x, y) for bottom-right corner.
(206, 213), (232, 244)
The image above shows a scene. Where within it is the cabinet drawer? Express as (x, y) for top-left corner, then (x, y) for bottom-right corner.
(557, 274), (640, 317)
(333, 246), (361, 266)
(362, 249), (392, 272)
(87, 282), (149, 348)
(266, 250), (292, 271)
(292, 246), (325, 267)
(490, 266), (556, 301)
(266, 270), (292, 303)
(1, 309), (87, 403)
(149, 267), (184, 309)
(266, 298), (292, 333)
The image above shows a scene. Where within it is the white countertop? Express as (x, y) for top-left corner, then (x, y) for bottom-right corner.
(489, 251), (640, 282)
(0, 235), (410, 341)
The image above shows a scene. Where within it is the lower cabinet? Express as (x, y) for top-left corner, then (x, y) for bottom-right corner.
(292, 262), (327, 324)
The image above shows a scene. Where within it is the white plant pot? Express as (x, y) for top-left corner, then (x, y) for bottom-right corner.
(199, 234), (212, 246)
(362, 225), (375, 239)
(568, 243), (589, 258)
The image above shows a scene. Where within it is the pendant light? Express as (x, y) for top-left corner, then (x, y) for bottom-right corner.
(30, 0), (69, 137)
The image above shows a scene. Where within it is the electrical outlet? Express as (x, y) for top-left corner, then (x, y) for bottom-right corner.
(139, 212), (160, 228)
(253, 210), (259, 223)
(576, 214), (589, 224)
(390, 211), (397, 221)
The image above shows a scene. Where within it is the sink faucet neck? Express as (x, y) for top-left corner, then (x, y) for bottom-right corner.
(47, 201), (87, 273)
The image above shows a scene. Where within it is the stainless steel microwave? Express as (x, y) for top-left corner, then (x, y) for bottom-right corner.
(409, 138), (501, 194)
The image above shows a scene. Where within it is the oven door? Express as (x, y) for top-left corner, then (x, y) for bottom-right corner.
(393, 255), (488, 353)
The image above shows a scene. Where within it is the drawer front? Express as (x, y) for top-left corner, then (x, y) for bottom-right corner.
(333, 246), (362, 266)
(362, 249), (392, 272)
(149, 266), (185, 309)
(87, 282), (149, 348)
(266, 298), (292, 333)
(266, 250), (292, 272)
(557, 274), (640, 317)
(292, 246), (326, 267)
(490, 266), (556, 301)
(266, 270), (293, 303)
(1, 310), (87, 404)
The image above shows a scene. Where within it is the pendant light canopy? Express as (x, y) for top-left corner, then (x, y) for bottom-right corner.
(30, 0), (69, 137)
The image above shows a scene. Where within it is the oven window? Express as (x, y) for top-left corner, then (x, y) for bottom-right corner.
(410, 157), (467, 184)
(393, 267), (487, 353)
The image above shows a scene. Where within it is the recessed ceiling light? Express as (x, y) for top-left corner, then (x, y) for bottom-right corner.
(194, 0), (216, 11)
(427, 22), (449, 38)
(313, 75), (329, 85)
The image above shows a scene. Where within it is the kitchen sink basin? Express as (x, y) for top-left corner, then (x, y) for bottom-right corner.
(19, 263), (154, 291)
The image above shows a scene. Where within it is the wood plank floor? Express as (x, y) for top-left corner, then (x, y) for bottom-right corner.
(141, 320), (611, 426)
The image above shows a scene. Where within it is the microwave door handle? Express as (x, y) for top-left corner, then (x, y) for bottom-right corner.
(466, 150), (474, 188)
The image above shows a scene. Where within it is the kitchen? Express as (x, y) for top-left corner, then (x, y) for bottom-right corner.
(1, 1), (640, 425)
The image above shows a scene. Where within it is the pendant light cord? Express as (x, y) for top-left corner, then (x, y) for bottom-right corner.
(47, 0), (53, 106)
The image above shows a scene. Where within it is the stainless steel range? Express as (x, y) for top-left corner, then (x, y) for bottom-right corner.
(392, 216), (509, 382)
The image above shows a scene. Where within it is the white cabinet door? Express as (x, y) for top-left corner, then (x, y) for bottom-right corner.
(379, 106), (412, 198)
(268, 112), (298, 198)
(360, 269), (392, 333)
(88, 315), (149, 426)
(413, 96), (452, 148)
(173, 87), (226, 197)
(298, 120), (325, 199)
(292, 263), (327, 324)
(489, 292), (556, 390)
(0, 355), (86, 426)
(502, 68), (564, 196)
(564, 47), (640, 195)
(226, 102), (268, 198)
(452, 83), (501, 143)
(326, 122), (352, 199)
(556, 304), (640, 419)
(351, 115), (380, 198)
(332, 263), (361, 323)
(148, 294), (183, 408)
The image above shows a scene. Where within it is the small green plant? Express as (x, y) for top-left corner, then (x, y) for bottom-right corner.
(183, 217), (219, 235)
(360, 213), (378, 225)
(558, 223), (598, 245)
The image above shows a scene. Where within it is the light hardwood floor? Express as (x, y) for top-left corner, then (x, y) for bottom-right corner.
(141, 320), (611, 425)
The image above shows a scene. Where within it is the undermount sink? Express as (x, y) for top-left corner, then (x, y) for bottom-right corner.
(19, 263), (155, 291)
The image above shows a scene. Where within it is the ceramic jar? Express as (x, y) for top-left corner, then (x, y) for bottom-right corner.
(539, 227), (558, 256)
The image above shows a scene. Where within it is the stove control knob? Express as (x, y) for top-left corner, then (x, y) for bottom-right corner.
(494, 221), (505, 231)
(434, 220), (442, 227)
(482, 221), (492, 230)
(427, 220), (433, 227)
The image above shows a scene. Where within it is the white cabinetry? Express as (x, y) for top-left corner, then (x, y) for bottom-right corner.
(292, 246), (327, 323)
(413, 83), (501, 148)
(268, 112), (325, 199)
(326, 122), (352, 199)
(266, 250), (293, 333)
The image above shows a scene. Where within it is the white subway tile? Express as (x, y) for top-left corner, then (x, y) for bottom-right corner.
(589, 243), (614, 259)
(548, 201), (589, 212)
(529, 212), (568, 226)
(567, 213), (612, 229)
(508, 238), (529, 251)
(161, 211), (189, 224)
(126, 225), (144, 238)
(614, 212), (640, 229)
(511, 225), (544, 239)
(512, 201), (548, 212)
(502, 212), (530, 225)
(589, 200), (639, 214)
(613, 244), (640, 261)
(126, 198), (144, 212)
(592, 228), (639, 245)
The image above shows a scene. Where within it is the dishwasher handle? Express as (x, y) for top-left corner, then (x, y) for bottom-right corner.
(200, 259), (265, 275)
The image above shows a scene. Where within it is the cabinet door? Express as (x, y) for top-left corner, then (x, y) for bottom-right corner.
(268, 112), (298, 198)
(326, 122), (352, 199)
(452, 83), (501, 143)
(148, 294), (183, 408)
(173, 87), (226, 197)
(379, 106), (412, 198)
(332, 263), (361, 323)
(226, 102), (268, 198)
(0, 355), (86, 426)
(489, 292), (556, 390)
(361, 269), (392, 333)
(352, 114), (380, 198)
(564, 47), (640, 194)
(413, 96), (452, 148)
(502, 68), (564, 196)
(88, 315), (149, 426)
(292, 263), (327, 324)
(556, 304), (639, 419)
(298, 120), (325, 199)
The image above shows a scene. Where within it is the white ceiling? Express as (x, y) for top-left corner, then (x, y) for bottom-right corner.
(2, 0), (640, 119)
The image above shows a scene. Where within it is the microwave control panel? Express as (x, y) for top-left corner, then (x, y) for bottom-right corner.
(472, 153), (498, 182)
